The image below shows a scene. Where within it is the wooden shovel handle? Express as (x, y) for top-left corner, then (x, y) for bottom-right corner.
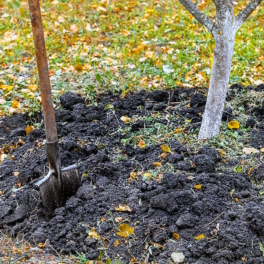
(28, 0), (58, 143)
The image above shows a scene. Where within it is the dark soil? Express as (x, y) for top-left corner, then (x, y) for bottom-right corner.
(1, 86), (264, 263)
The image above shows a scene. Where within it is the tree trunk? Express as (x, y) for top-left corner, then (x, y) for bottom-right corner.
(198, 33), (235, 139)
(198, 2), (235, 140)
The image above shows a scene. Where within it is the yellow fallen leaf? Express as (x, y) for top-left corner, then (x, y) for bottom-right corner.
(115, 204), (133, 212)
(194, 184), (202, 190)
(138, 140), (146, 148)
(0, 190), (3, 195)
(174, 128), (182, 135)
(115, 217), (123, 223)
(120, 116), (131, 123)
(0, 84), (13, 91)
(116, 223), (134, 238)
(114, 240), (119, 247)
(145, 51), (155, 60)
(28, 85), (38, 92)
(161, 145), (172, 153)
(217, 149), (226, 156)
(260, 148), (264, 153)
(247, 167), (253, 177)
(121, 29), (131, 36)
(25, 125), (34, 135)
(150, 242), (163, 249)
(11, 100), (20, 108)
(194, 234), (205, 240)
(38, 242), (45, 248)
(70, 24), (79, 33)
(173, 233), (180, 240)
(14, 172), (19, 176)
(243, 147), (259, 154)
(89, 228), (101, 240)
(143, 172), (151, 179)
(153, 162), (162, 167)
(228, 120), (239, 129)
(18, 139), (24, 145)
(235, 197), (239, 203)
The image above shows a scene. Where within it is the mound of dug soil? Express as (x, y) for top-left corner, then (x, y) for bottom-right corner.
(1, 87), (264, 263)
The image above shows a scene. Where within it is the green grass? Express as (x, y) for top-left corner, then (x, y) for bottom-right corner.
(0, 0), (263, 116)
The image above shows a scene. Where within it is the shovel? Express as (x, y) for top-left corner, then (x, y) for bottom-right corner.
(28, 0), (81, 219)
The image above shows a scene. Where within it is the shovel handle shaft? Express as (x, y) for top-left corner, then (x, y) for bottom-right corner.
(28, 0), (57, 143)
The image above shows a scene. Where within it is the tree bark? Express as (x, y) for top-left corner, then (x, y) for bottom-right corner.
(198, 35), (235, 139)
(198, 1), (235, 139)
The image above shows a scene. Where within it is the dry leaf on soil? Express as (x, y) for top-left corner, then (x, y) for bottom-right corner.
(227, 120), (239, 129)
(243, 147), (259, 154)
(25, 125), (34, 135)
(120, 116), (131, 123)
(194, 234), (205, 240)
(173, 233), (180, 240)
(115, 204), (133, 212)
(89, 228), (101, 240)
(193, 184), (202, 190)
(138, 140), (146, 148)
(160, 144), (172, 153)
(116, 223), (134, 238)
(114, 240), (119, 247)
(153, 162), (162, 167)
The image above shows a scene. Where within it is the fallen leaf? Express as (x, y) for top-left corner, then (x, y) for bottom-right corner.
(217, 149), (226, 156)
(70, 24), (79, 33)
(161, 145), (172, 153)
(243, 147), (259, 154)
(14, 172), (19, 176)
(143, 172), (151, 180)
(28, 85), (38, 92)
(235, 197), (239, 203)
(161, 153), (167, 159)
(38, 243), (45, 248)
(260, 148), (264, 153)
(89, 228), (101, 240)
(0, 190), (3, 195)
(247, 167), (253, 177)
(194, 234), (205, 240)
(145, 51), (155, 59)
(11, 100), (20, 108)
(138, 140), (146, 148)
(173, 233), (180, 240)
(193, 184), (202, 190)
(18, 139), (24, 145)
(0, 84), (13, 91)
(120, 116), (131, 123)
(153, 162), (162, 167)
(104, 103), (114, 110)
(115, 217), (123, 223)
(150, 242), (163, 249)
(114, 240), (119, 247)
(115, 204), (133, 212)
(25, 125), (34, 135)
(228, 120), (239, 129)
(116, 223), (134, 238)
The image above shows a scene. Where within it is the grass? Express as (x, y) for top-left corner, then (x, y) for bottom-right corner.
(0, 0), (263, 116)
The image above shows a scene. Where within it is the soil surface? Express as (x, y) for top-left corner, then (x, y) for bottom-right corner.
(1, 86), (264, 263)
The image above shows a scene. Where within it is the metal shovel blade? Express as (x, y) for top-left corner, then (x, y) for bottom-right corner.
(35, 165), (81, 219)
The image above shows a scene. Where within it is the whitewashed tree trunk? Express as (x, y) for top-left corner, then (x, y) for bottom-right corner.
(179, 0), (262, 140)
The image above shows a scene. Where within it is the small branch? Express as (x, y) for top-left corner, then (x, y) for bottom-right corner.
(235, 0), (262, 31)
(179, 0), (215, 34)
(202, 211), (225, 228)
